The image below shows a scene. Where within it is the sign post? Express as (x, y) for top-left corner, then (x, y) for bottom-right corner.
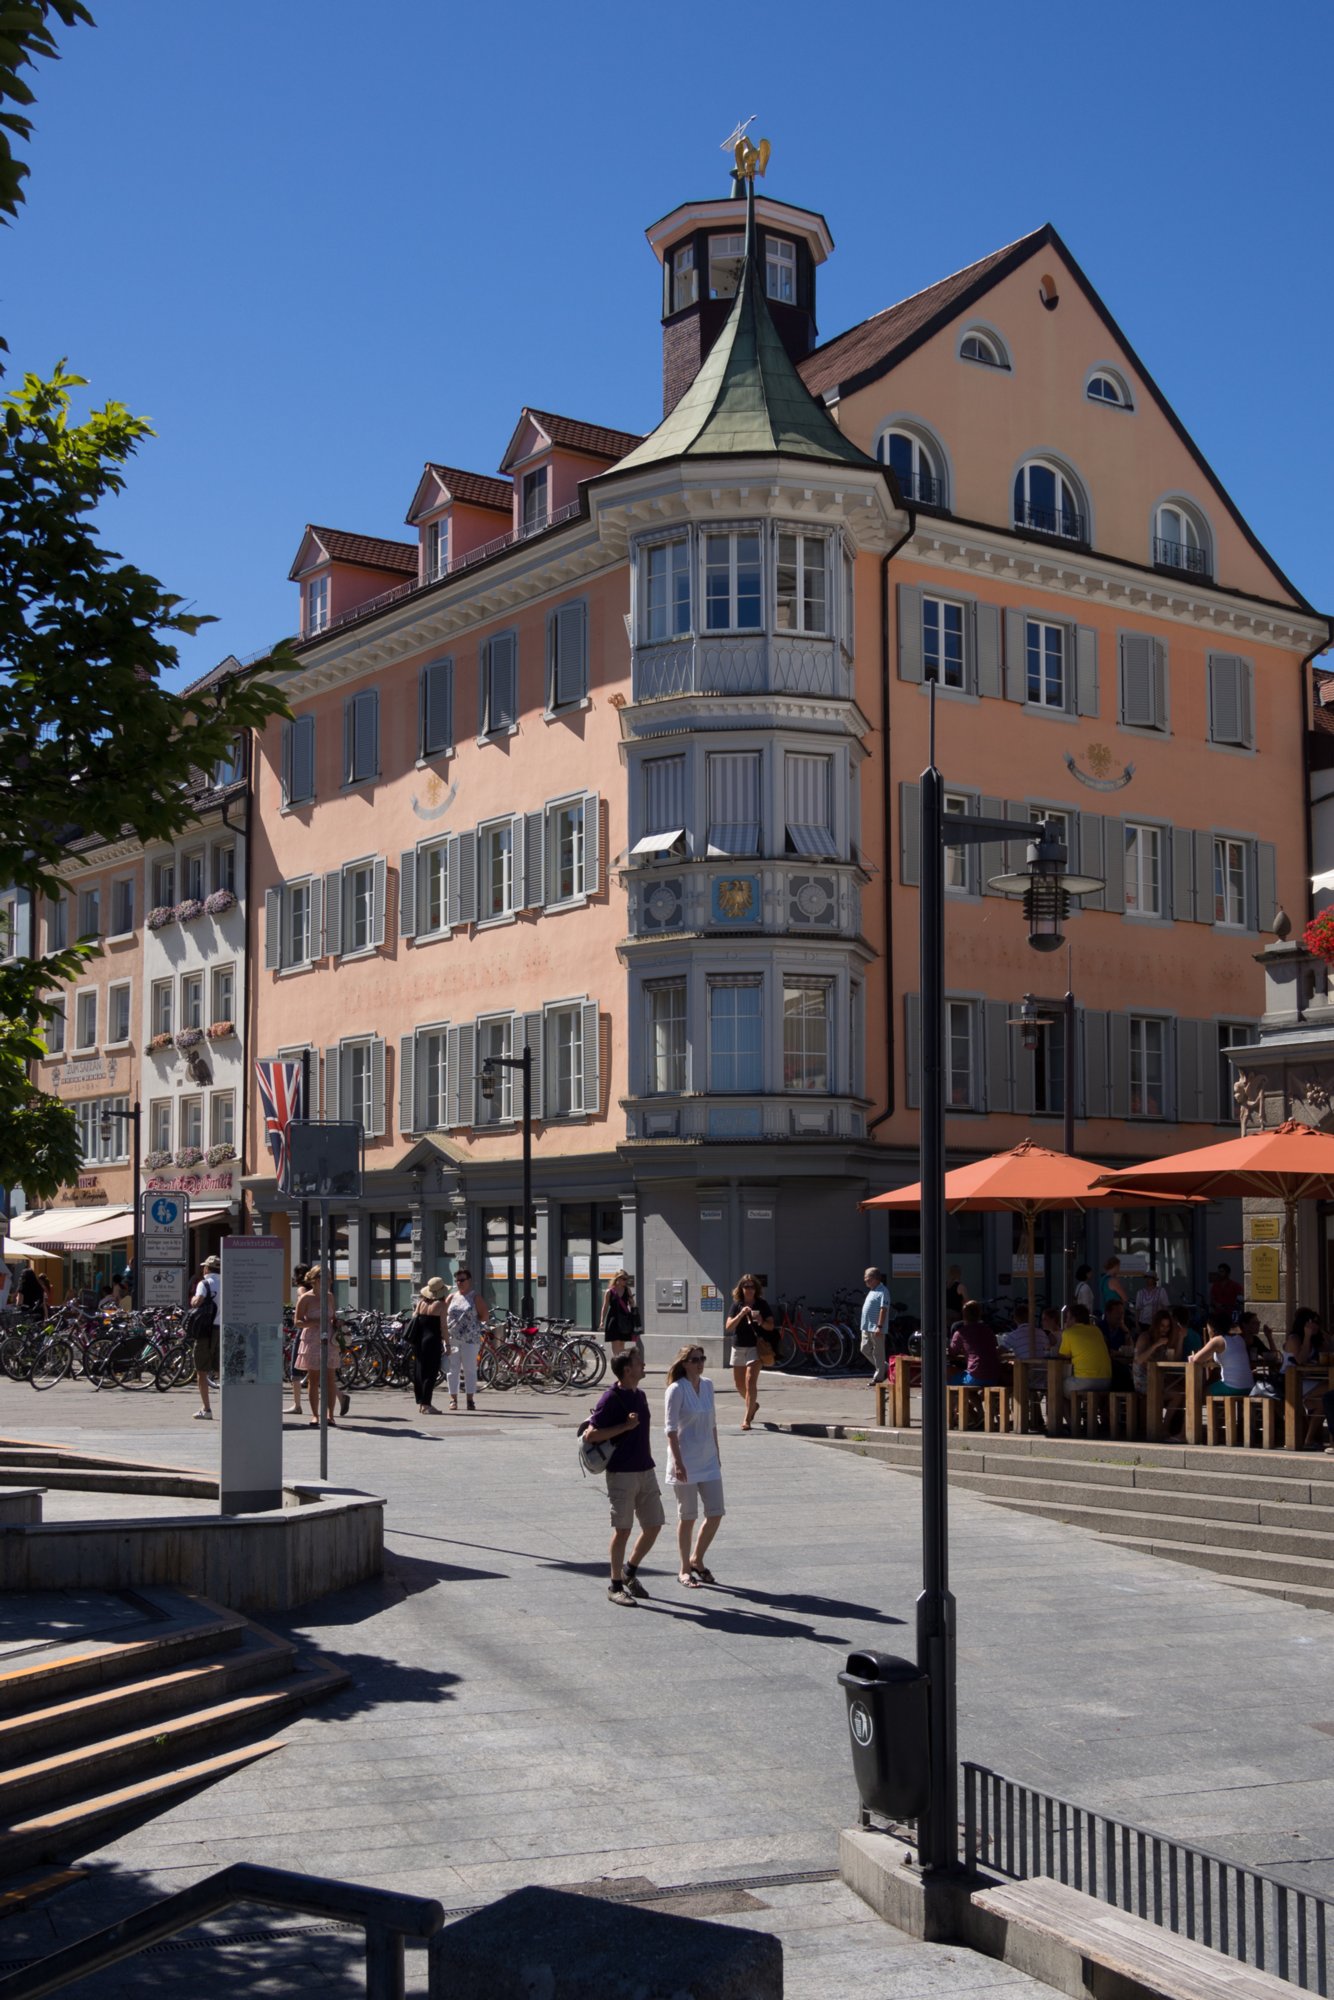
(286, 1123), (363, 1481)
(141, 1191), (189, 1313)
(219, 1234), (286, 1513)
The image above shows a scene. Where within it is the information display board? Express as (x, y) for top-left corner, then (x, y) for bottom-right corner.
(218, 1234), (286, 1514)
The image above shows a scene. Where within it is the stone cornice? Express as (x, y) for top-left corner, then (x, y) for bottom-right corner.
(590, 457), (902, 559)
(907, 522), (1327, 651)
(618, 693), (872, 743)
(57, 834), (144, 877)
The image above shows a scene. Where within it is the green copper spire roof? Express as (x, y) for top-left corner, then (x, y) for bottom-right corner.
(614, 183), (880, 475)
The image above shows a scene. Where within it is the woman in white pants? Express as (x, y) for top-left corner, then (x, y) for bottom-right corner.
(444, 1268), (489, 1411)
(665, 1344), (724, 1586)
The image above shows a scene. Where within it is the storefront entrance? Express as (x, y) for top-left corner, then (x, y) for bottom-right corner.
(558, 1202), (625, 1328)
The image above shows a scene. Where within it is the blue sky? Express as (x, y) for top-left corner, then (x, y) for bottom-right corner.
(6, 0), (1331, 682)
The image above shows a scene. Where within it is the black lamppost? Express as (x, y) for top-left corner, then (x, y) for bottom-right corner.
(916, 710), (1101, 1872)
(100, 1099), (142, 1301)
(480, 1047), (534, 1322)
(1009, 971), (1079, 1307)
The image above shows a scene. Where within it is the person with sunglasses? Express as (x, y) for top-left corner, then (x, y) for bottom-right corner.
(665, 1344), (724, 1587)
(725, 1274), (773, 1431)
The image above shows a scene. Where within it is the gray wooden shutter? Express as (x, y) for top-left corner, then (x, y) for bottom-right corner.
(1257, 841), (1277, 934)
(522, 1011), (544, 1118)
(1004, 609), (1027, 701)
(1238, 659), (1255, 748)
(369, 1038), (386, 1137)
(900, 782), (921, 886)
(367, 692), (380, 776)
(1171, 828), (1195, 922)
(1011, 1022), (1036, 1118)
(1193, 831), (1214, 924)
(904, 994), (922, 1110)
(897, 585), (923, 682)
(525, 810), (546, 908)
(1209, 655), (1246, 745)
(342, 698), (353, 785)
(324, 1045), (340, 1121)
(975, 603), (1001, 700)
(400, 850), (417, 939)
(1108, 1013), (1131, 1120)
(550, 601), (587, 707)
(1120, 633), (1155, 728)
(581, 1002), (600, 1115)
(264, 888), (281, 970)
(280, 723), (293, 806)
(509, 816), (525, 910)
(1102, 818), (1125, 914)
(980, 794), (1006, 896)
(451, 1023), (476, 1128)
(1079, 813), (1106, 911)
(1082, 1009), (1109, 1119)
(1152, 640), (1169, 731)
(584, 792), (600, 896)
(455, 829), (477, 926)
(1075, 626), (1098, 716)
(444, 1027), (460, 1128)
(323, 870), (342, 959)
(399, 1033), (416, 1135)
(297, 715), (315, 801)
(371, 856), (387, 947)
(985, 1001), (1012, 1114)
(308, 877), (323, 963)
(1176, 1019), (1202, 1125)
(498, 632), (518, 726)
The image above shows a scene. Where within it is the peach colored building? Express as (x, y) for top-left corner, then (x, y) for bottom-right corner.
(245, 172), (1329, 1347)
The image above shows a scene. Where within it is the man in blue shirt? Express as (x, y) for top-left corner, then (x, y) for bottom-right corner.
(585, 1348), (664, 1606)
(860, 1267), (891, 1386)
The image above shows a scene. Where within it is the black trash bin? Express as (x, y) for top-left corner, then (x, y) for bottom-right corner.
(838, 1650), (930, 1821)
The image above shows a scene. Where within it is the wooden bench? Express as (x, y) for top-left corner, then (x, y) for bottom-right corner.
(1107, 1391), (1139, 1440)
(1204, 1395), (1244, 1447)
(1066, 1390), (1106, 1438)
(948, 1384), (1010, 1432)
(972, 1874), (1303, 2000)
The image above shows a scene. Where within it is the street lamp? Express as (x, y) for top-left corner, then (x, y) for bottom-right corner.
(99, 1099), (142, 1303)
(915, 700), (1102, 1873)
(480, 1046), (534, 1322)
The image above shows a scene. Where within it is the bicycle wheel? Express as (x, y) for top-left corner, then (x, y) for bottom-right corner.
(154, 1339), (195, 1391)
(107, 1333), (158, 1390)
(0, 1331), (35, 1381)
(812, 1323), (844, 1372)
(561, 1337), (604, 1388)
(771, 1325), (798, 1370)
(532, 1343), (575, 1393)
(31, 1335), (72, 1390)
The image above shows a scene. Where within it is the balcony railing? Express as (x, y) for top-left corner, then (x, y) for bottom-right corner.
(1014, 501), (1087, 543)
(903, 470), (943, 507)
(633, 634), (850, 703)
(1153, 535), (1211, 578)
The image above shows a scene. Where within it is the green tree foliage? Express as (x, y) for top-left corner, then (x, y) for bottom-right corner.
(0, 1), (92, 223)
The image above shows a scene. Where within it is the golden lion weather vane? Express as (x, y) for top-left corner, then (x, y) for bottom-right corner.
(721, 115), (770, 182)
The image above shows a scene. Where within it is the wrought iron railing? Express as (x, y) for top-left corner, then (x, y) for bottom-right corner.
(1013, 501), (1086, 543)
(964, 1762), (1332, 1994)
(901, 470), (943, 507)
(1154, 535), (1211, 577)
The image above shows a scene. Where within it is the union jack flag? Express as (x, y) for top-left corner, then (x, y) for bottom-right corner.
(255, 1059), (304, 1194)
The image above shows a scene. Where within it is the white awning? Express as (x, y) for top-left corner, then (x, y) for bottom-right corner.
(9, 1205), (133, 1252)
(1314, 870), (1334, 893)
(630, 829), (685, 857)
(188, 1203), (233, 1226)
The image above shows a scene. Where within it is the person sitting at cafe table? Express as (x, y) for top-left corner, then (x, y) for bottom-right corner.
(1189, 1308), (1255, 1399)
(1002, 1305), (1060, 1362)
(1282, 1308), (1328, 1449)
(1058, 1305), (1113, 1398)
(947, 1301), (1004, 1387)
(1172, 1304), (1203, 1357)
(1136, 1307), (1185, 1431)
(1098, 1296), (1136, 1388)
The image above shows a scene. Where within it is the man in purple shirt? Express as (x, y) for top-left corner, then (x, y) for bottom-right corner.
(947, 1301), (1004, 1386)
(585, 1348), (664, 1607)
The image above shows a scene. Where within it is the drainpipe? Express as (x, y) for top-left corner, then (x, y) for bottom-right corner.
(866, 506), (917, 1134)
(1300, 626), (1334, 927)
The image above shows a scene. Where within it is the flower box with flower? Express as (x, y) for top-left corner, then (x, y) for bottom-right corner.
(174, 1028), (204, 1050)
(174, 899), (205, 925)
(204, 889), (236, 916)
(144, 1149), (171, 1171)
(174, 1147), (204, 1168)
(146, 906), (176, 932)
(206, 1143), (237, 1166)
(148, 1032), (174, 1053)
(1305, 911), (1334, 966)
(207, 1020), (234, 1041)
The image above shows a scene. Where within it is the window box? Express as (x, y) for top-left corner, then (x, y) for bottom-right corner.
(148, 1032), (174, 1053)
(205, 889), (237, 916)
(206, 1143), (236, 1166)
(174, 1028), (204, 1050)
(174, 899), (205, 925)
(207, 1019), (235, 1041)
(146, 906), (176, 931)
(144, 1149), (171, 1171)
(174, 1146), (204, 1168)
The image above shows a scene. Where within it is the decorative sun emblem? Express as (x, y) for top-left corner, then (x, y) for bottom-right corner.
(717, 878), (754, 918)
(1086, 743), (1113, 776)
(1065, 744), (1135, 793)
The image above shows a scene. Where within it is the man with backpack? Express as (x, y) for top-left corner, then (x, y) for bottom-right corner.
(189, 1254), (221, 1420)
(583, 1348), (663, 1607)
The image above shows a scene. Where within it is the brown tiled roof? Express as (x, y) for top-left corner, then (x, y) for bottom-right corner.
(425, 465), (513, 512)
(310, 527), (418, 575)
(526, 410), (643, 461)
(798, 228), (1047, 399)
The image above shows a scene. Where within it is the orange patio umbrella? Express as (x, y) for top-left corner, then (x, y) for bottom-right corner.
(861, 1139), (1151, 1340)
(1095, 1121), (1334, 1332)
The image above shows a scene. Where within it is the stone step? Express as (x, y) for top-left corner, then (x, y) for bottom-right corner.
(986, 1493), (1334, 1563)
(1217, 1574), (1334, 1613)
(0, 1625), (295, 1764)
(0, 1739), (286, 1877)
(1098, 1531), (1334, 1595)
(0, 1657), (346, 1819)
(947, 1465), (1334, 1534)
(0, 1465), (215, 1498)
(0, 1603), (247, 1716)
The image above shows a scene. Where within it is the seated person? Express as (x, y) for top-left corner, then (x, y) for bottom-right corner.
(1172, 1304), (1203, 1358)
(1002, 1305), (1060, 1361)
(1059, 1306), (1112, 1395)
(1132, 1308), (1175, 1393)
(1190, 1307), (1255, 1398)
(1283, 1308), (1327, 1448)
(1098, 1296), (1136, 1389)
(947, 1301), (1004, 1386)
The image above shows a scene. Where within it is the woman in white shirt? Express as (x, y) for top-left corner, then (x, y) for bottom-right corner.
(665, 1344), (724, 1588)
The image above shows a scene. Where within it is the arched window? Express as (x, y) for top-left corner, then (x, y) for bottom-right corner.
(1014, 459), (1087, 542)
(1154, 500), (1212, 579)
(1086, 369), (1132, 409)
(876, 426), (945, 508)
(959, 325), (1009, 369)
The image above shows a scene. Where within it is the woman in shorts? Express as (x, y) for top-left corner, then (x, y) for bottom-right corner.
(724, 1274), (773, 1432)
(665, 1344), (724, 1587)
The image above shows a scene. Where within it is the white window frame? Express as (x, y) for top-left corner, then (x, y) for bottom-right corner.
(946, 999), (978, 1109)
(74, 987), (97, 1052)
(106, 980), (132, 1047)
(702, 529), (763, 634)
(344, 1039), (375, 1132)
(1025, 618), (1067, 710)
(344, 860), (376, 956)
(306, 573), (330, 635)
(47, 893), (67, 951)
(943, 790), (973, 893)
(180, 972), (203, 1031)
(211, 964), (235, 1025)
(672, 241), (697, 311)
(1213, 836), (1248, 928)
(959, 327), (1007, 368)
(521, 465), (549, 532)
(547, 1002), (586, 1118)
(646, 980), (687, 1095)
(210, 1091), (235, 1150)
(765, 234), (796, 303)
(151, 979), (173, 1037)
(180, 1094), (204, 1152)
(1124, 822), (1163, 918)
(478, 819), (515, 923)
(415, 1024), (450, 1130)
(476, 1015), (515, 1123)
(212, 842), (236, 895)
(774, 531), (829, 637)
(878, 428), (942, 507)
(426, 516), (450, 582)
(642, 537), (692, 642)
(546, 797), (586, 906)
(782, 977), (833, 1094)
(108, 875), (135, 938)
(923, 595), (967, 691)
(708, 231), (745, 299)
(284, 880), (314, 968)
(1087, 370), (1131, 408)
(1129, 1015), (1168, 1119)
(707, 977), (763, 1094)
(152, 859), (175, 909)
(417, 838), (450, 938)
(149, 1099), (171, 1154)
(46, 995), (65, 1055)
(1014, 460), (1084, 541)
(181, 849), (205, 903)
(77, 886), (101, 940)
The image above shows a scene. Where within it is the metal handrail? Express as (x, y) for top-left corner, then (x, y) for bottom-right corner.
(964, 1761), (1333, 1994)
(0, 1862), (444, 2000)
(1153, 535), (1211, 577)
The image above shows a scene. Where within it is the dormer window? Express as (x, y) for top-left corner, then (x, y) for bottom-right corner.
(672, 243), (698, 312)
(709, 233), (745, 300)
(521, 467), (549, 533)
(425, 518), (450, 582)
(1087, 369), (1132, 409)
(306, 574), (329, 636)
(1014, 459), (1087, 543)
(1154, 501), (1211, 579)
(960, 327), (1009, 369)
(765, 236), (796, 304)
(877, 427), (944, 508)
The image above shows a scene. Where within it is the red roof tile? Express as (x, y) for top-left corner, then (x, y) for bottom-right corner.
(424, 465), (513, 512)
(798, 228), (1047, 400)
(525, 410), (643, 461)
(310, 527), (418, 575)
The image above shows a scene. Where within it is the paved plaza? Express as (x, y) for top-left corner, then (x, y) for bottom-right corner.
(2, 1366), (1333, 1993)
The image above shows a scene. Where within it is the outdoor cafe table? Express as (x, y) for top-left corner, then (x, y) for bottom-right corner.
(1006, 1355), (1067, 1434)
(1283, 1361), (1334, 1451)
(1146, 1358), (1191, 1443)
